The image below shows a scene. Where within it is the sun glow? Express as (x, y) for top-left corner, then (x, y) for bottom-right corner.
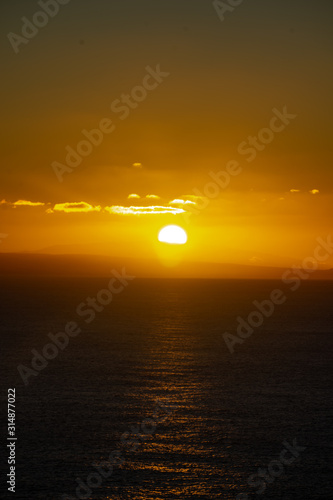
(158, 225), (188, 245)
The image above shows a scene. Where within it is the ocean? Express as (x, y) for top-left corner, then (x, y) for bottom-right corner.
(1, 278), (332, 499)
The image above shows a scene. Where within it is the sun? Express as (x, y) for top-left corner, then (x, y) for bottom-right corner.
(158, 225), (188, 245)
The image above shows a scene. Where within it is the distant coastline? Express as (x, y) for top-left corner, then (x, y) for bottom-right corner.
(0, 252), (332, 280)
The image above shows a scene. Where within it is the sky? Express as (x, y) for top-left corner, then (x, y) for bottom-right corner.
(1, 0), (333, 272)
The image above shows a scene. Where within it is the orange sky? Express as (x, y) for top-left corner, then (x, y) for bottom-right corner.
(1, 1), (333, 273)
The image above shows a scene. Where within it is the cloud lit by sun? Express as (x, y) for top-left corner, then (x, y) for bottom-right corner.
(1, 199), (45, 208)
(105, 205), (185, 215)
(146, 194), (160, 199)
(46, 202), (102, 214)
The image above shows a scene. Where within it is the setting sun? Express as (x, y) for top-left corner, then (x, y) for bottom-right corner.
(158, 225), (188, 245)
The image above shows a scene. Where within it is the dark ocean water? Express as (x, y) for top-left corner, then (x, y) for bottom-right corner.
(1, 278), (332, 499)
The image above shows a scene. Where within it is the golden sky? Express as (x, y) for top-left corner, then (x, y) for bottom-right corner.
(1, 0), (333, 273)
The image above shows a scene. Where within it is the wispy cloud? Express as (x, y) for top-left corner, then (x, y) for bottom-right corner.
(1, 197), (193, 216)
(1, 199), (45, 207)
(289, 189), (319, 195)
(146, 194), (160, 199)
(47, 202), (102, 214)
(169, 198), (196, 205)
(104, 205), (185, 215)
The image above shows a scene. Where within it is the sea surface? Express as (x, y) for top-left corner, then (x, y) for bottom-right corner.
(1, 278), (332, 499)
